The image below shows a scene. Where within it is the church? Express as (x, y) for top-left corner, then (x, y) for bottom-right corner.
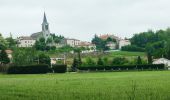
(17, 12), (53, 47)
(17, 12), (96, 51)
(31, 12), (51, 42)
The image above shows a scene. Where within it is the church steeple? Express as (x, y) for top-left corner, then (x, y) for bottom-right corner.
(41, 12), (50, 42)
(43, 12), (48, 24)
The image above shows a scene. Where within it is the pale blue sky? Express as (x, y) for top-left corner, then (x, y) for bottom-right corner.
(0, 0), (170, 41)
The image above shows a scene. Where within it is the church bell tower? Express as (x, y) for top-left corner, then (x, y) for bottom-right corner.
(42, 12), (51, 41)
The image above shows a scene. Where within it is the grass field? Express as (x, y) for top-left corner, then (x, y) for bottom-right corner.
(109, 51), (146, 57)
(0, 71), (169, 100)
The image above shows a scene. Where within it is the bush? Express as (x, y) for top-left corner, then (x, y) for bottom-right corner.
(97, 57), (104, 66)
(112, 57), (128, 65)
(0, 65), (9, 73)
(52, 65), (67, 73)
(84, 57), (96, 66)
(7, 64), (49, 74)
(77, 64), (165, 71)
(121, 45), (145, 52)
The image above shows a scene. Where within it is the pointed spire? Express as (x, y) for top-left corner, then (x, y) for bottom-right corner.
(43, 12), (48, 24)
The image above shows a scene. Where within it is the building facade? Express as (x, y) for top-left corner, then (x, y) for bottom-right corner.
(17, 36), (36, 47)
(118, 39), (131, 49)
(106, 42), (117, 50)
(77, 41), (96, 53)
(64, 38), (81, 47)
(98, 34), (131, 50)
(153, 58), (170, 70)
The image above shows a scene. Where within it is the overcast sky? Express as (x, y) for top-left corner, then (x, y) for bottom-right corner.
(1, 0), (170, 41)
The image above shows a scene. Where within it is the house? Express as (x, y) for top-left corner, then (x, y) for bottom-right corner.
(5, 50), (13, 60)
(17, 36), (36, 47)
(106, 42), (117, 50)
(64, 38), (81, 47)
(50, 57), (65, 65)
(118, 39), (131, 49)
(153, 58), (170, 70)
(98, 34), (131, 50)
(99, 34), (121, 42)
(77, 41), (96, 53)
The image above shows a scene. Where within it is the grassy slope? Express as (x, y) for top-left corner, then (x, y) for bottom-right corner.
(0, 71), (170, 100)
(109, 51), (146, 57)
(66, 51), (147, 66)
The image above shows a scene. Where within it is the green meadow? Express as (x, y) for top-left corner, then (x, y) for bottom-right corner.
(0, 71), (170, 100)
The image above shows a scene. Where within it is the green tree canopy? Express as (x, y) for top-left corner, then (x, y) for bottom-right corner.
(0, 33), (8, 50)
(0, 49), (10, 64)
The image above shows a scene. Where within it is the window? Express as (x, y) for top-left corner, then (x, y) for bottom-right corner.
(45, 25), (48, 30)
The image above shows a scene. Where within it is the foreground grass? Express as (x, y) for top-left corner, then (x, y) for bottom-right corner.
(0, 71), (169, 100)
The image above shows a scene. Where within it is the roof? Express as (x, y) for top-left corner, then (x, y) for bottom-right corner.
(78, 41), (95, 46)
(0, 50), (13, 54)
(65, 38), (80, 41)
(98, 34), (121, 40)
(31, 32), (43, 39)
(153, 58), (170, 62)
(42, 12), (48, 24)
(5, 50), (13, 54)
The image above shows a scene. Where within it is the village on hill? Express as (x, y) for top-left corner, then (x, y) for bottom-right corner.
(1, 12), (170, 70)
(17, 12), (131, 52)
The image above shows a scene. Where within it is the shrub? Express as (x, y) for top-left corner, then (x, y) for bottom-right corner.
(0, 65), (9, 73)
(77, 64), (165, 71)
(97, 57), (104, 66)
(103, 57), (108, 65)
(112, 57), (128, 65)
(7, 64), (49, 74)
(84, 57), (96, 66)
(52, 65), (67, 73)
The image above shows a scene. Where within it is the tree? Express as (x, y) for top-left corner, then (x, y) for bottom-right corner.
(12, 48), (37, 65)
(92, 35), (108, 51)
(137, 56), (142, 65)
(165, 40), (170, 59)
(71, 58), (78, 71)
(54, 38), (60, 43)
(6, 33), (16, 49)
(0, 49), (10, 64)
(147, 53), (153, 64)
(38, 53), (51, 66)
(34, 37), (46, 51)
(47, 37), (53, 44)
(97, 57), (104, 66)
(74, 48), (82, 66)
(51, 33), (64, 45)
(0, 33), (8, 50)
(146, 44), (154, 64)
(106, 37), (116, 42)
